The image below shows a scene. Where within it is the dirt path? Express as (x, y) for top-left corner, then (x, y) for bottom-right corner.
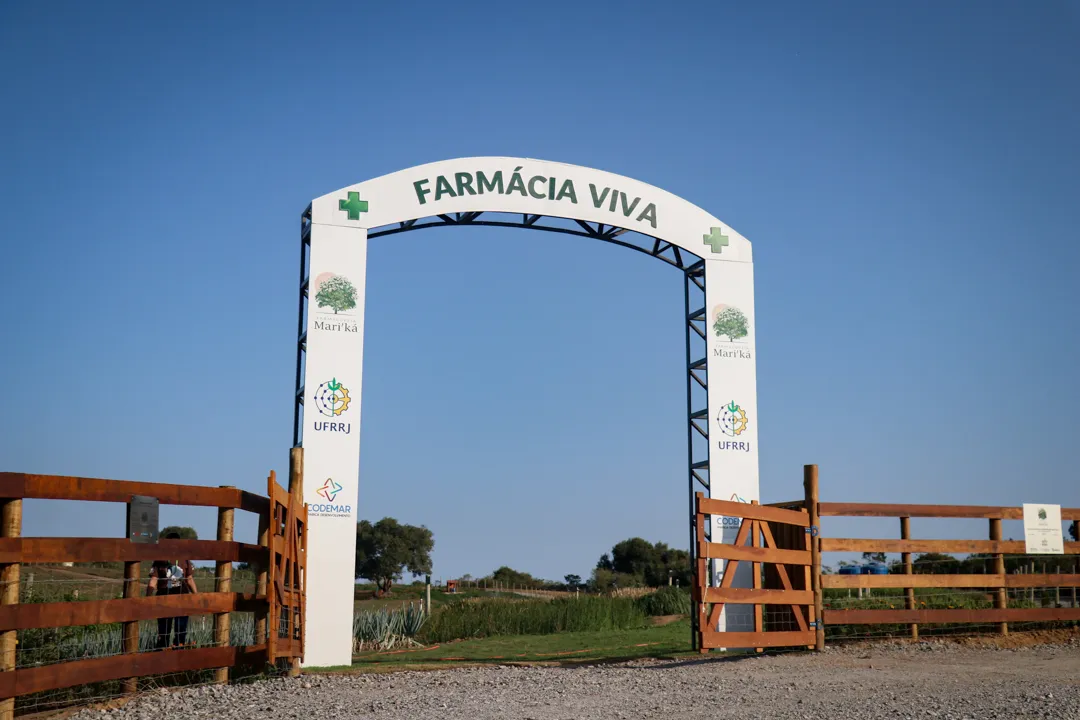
(74, 636), (1080, 719)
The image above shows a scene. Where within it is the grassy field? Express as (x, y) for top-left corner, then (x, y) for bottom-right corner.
(353, 583), (507, 612)
(341, 619), (695, 671)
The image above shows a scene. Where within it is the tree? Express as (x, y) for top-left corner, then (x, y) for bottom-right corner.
(596, 538), (691, 588)
(589, 568), (642, 592)
(315, 275), (357, 314)
(1070, 523), (1078, 541)
(862, 552), (887, 564)
(564, 574), (582, 590)
(713, 307), (748, 342)
(491, 566), (538, 588)
(161, 526), (197, 540)
(912, 552), (960, 574)
(354, 518), (434, 594)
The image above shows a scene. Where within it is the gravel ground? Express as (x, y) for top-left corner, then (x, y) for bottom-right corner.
(74, 639), (1080, 720)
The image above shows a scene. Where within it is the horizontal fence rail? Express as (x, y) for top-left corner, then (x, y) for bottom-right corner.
(0, 538), (267, 565)
(820, 538), (1080, 554)
(0, 592), (261, 632)
(819, 502), (1080, 521)
(0, 473), (269, 516)
(0, 645), (268, 700)
(822, 574), (1080, 589)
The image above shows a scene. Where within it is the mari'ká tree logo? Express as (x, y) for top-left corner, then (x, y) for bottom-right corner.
(717, 400), (748, 437)
(1038, 508), (1047, 520)
(315, 274), (357, 315)
(713, 305), (749, 343)
(314, 378), (351, 417)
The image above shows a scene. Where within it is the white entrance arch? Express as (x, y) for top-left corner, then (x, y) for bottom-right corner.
(294, 158), (758, 666)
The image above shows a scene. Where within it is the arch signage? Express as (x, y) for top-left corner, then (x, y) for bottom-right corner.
(295, 157), (758, 666)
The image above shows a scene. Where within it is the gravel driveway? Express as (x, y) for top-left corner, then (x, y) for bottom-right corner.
(76, 639), (1080, 719)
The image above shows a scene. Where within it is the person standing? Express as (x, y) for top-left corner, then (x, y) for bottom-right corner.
(147, 530), (199, 649)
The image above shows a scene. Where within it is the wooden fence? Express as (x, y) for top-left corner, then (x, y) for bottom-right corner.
(0, 449), (308, 718)
(815, 465), (1080, 636)
(696, 465), (1080, 651)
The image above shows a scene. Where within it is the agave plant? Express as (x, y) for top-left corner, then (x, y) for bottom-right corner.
(352, 603), (428, 652)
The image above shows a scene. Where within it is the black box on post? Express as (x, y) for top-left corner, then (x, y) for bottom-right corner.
(127, 495), (159, 543)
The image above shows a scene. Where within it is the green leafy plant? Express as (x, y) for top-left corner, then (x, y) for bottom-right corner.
(352, 604), (427, 652)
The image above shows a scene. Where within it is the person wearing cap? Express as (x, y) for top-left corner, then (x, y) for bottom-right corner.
(146, 530), (199, 648)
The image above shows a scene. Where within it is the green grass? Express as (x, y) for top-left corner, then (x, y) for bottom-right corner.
(354, 583), (502, 612)
(418, 595), (648, 643)
(336, 620), (695, 671)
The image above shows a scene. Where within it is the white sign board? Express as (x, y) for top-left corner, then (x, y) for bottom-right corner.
(301, 157), (758, 665)
(1023, 504), (1064, 554)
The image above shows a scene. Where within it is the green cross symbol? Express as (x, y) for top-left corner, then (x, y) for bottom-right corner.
(339, 192), (369, 221)
(703, 227), (729, 254)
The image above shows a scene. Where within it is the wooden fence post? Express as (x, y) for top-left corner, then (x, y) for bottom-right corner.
(900, 516), (917, 640)
(750, 503), (763, 653)
(694, 493), (708, 654)
(287, 448), (303, 678)
(121, 561), (141, 694)
(213, 488), (235, 684)
(255, 474), (272, 653)
(0, 498), (22, 720)
(989, 518), (1007, 636)
(803, 465), (824, 651)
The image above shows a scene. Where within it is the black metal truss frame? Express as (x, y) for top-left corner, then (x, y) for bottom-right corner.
(293, 207), (711, 645)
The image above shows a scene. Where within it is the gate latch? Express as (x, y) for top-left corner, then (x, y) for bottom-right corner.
(805, 525), (819, 537)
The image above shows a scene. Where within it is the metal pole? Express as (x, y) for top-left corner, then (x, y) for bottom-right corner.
(683, 269), (697, 652)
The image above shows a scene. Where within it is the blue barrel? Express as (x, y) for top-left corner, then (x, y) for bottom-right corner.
(838, 565), (861, 575)
(865, 563), (889, 575)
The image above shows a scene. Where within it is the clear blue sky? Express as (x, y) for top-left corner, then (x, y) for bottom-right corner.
(1, 2), (1077, 581)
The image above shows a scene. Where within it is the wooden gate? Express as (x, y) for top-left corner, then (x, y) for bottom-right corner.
(267, 470), (306, 664)
(694, 492), (817, 650)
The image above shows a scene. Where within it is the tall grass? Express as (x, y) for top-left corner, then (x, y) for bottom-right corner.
(635, 587), (690, 616)
(419, 595), (648, 643)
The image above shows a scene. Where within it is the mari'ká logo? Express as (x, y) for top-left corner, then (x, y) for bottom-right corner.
(717, 400), (749, 437)
(314, 378), (351, 417)
(1038, 508), (1047, 520)
(712, 305), (749, 342)
(317, 478), (343, 503)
